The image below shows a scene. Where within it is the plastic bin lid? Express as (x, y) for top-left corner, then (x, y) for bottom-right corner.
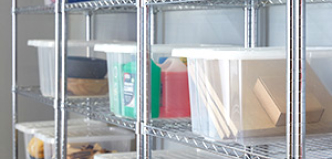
(94, 43), (227, 55)
(172, 47), (332, 60)
(16, 119), (106, 134)
(27, 40), (134, 48)
(35, 126), (135, 144)
(94, 149), (225, 159)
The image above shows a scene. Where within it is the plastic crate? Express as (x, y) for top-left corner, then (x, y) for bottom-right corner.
(28, 40), (107, 97)
(172, 46), (332, 145)
(16, 119), (106, 159)
(34, 126), (135, 159)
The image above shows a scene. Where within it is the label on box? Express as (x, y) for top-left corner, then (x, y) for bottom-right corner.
(123, 73), (135, 107)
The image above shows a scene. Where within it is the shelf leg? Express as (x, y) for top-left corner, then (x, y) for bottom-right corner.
(60, 0), (68, 158)
(286, 0), (306, 159)
(11, 0), (18, 158)
(54, 1), (62, 158)
(244, 1), (260, 158)
(55, 0), (68, 158)
(137, 0), (153, 158)
(244, 0), (258, 48)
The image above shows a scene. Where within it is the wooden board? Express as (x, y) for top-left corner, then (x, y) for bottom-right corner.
(254, 76), (324, 126)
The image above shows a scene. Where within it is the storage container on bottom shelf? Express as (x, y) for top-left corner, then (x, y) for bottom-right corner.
(16, 119), (107, 159)
(94, 43), (194, 119)
(28, 40), (109, 97)
(172, 47), (332, 145)
(33, 126), (135, 159)
(94, 148), (225, 159)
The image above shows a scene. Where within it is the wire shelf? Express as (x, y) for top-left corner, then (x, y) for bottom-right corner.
(147, 119), (332, 159)
(146, 119), (272, 159)
(15, 86), (332, 158)
(147, 0), (246, 7)
(260, 0), (332, 6)
(15, 86), (136, 130)
(148, 0), (332, 8)
(14, 0), (136, 14)
(14, 0), (332, 14)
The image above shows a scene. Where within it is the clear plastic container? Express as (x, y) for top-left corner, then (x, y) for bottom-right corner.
(34, 126), (135, 159)
(172, 46), (332, 145)
(95, 43), (179, 119)
(28, 40), (107, 97)
(16, 119), (106, 159)
(94, 43), (215, 119)
(94, 149), (225, 159)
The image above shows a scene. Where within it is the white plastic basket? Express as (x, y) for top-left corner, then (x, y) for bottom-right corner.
(34, 126), (135, 159)
(28, 40), (107, 97)
(16, 119), (106, 159)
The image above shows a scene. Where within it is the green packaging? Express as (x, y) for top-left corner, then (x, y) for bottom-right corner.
(123, 60), (161, 118)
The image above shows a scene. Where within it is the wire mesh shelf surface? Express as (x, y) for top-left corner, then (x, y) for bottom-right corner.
(15, 86), (332, 158)
(14, 0), (332, 14)
(148, 0), (332, 6)
(15, 86), (136, 130)
(14, 0), (136, 14)
(147, 119), (332, 159)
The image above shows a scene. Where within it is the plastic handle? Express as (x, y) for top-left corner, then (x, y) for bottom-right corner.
(160, 58), (187, 72)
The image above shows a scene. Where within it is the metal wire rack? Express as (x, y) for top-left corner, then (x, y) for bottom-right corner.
(15, 86), (136, 130)
(15, 86), (332, 158)
(13, 0), (332, 14)
(147, 118), (332, 159)
(259, 0), (332, 7)
(147, 0), (245, 6)
(148, 0), (332, 6)
(14, 0), (136, 14)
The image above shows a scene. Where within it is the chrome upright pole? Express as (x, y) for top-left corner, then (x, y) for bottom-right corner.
(60, 0), (68, 158)
(54, 0), (62, 157)
(244, 0), (258, 48)
(54, 0), (67, 158)
(286, 0), (306, 159)
(11, 0), (18, 158)
(244, 1), (258, 158)
(136, 0), (152, 158)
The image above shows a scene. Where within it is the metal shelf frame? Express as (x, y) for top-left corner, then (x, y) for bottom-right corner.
(15, 86), (137, 130)
(14, 0), (136, 14)
(13, 0), (332, 15)
(11, 0), (320, 158)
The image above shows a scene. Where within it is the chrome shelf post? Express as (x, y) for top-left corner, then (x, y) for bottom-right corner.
(11, 0), (18, 158)
(286, 0), (306, 159)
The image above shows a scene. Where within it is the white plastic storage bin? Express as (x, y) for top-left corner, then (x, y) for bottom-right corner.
(34, 126), (135, 159)
(173, 47), (332, 145)
(28, 40), (107, 97)
(94, 149), (225, 159)
(16, 119), (106, 159)
(94, 43), (197, 119)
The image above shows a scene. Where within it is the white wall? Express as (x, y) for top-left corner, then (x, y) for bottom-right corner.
(158, 9), (244, 45)
(68, 13), (137, 41)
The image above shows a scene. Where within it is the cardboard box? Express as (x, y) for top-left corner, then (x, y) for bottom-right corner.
(254, 76), (324, 126)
